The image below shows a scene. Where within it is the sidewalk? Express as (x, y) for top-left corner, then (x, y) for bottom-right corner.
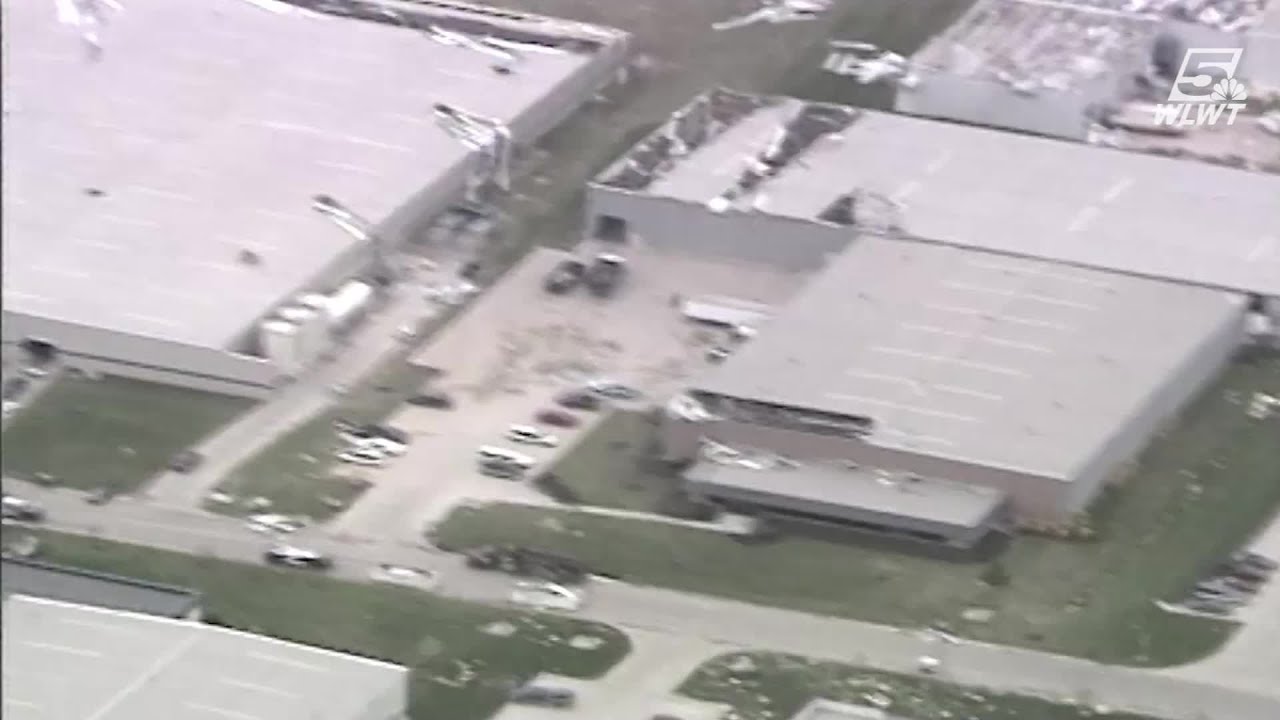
(143, 275), (448, 509)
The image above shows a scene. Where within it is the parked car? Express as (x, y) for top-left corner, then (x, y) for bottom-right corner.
(554, 390), (600, 411)
(536, 408), (580, 428)
(264, 545), (333, 571)
(543, 259), (586, 294)
(706, 346), (732, 363)
(350, 437), (407, 457)
(583, 253), (626, 298)
(85, 488), (111, 505)
(1232, 551), (1279, 573)
(476, 446), (536, 468)
(246, 514), (303, 535)
(1, 496), (46, 522)
(337, 449), (387, 467)
(168, 450), (203, 473)
(586, 379), (641, 400)
(508, 684), (576, 708)
(465, 545), (588, 585)
(479, 459), (525, 480)
(510, 581), (582, 611)
(406, 391), (454, 409)
(339, 424), (410, 446)
(506, 424), (559, 448)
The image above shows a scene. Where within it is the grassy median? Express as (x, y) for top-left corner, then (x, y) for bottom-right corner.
(1, 376), (254, 494)
(680, 652), (1168, 720)
(25, 530), (630, 720)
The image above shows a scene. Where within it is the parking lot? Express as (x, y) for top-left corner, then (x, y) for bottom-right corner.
(329, 245), (808, 544)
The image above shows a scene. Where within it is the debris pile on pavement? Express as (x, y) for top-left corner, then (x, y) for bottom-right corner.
(569, 634), (605, 650)
(1246, 392), (1277, 420)
(481, 621), (518, 637)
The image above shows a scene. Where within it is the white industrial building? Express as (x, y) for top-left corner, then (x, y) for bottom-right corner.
(665, 238), (1249, 521)
(589, 90), (1280, 304)
(1, 0), (629, 398)
(593, 89), (1277, 522)
(893, 0), (1271, 141)
(1, 594), (408, 720)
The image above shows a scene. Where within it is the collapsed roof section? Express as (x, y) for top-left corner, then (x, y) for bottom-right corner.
(598, 88), (780, 191)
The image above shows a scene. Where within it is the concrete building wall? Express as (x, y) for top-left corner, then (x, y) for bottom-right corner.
(686, 480), (999, 547)
(894, 75), (1096, 140)
(587, 188), (854, 272)
(1065, 301), (1247, 511)
(663, 418), (1073, 520)
(1, 312), (279, 399)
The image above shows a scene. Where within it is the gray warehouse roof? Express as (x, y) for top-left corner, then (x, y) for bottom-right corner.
(686, 461), (1006, 528)
(1, 0), (596, 349)
(611, 94), (1280, 296)
(692, 239), (1246, 479)
(1, 595), (407, 720)
(1, 557), (202, 619)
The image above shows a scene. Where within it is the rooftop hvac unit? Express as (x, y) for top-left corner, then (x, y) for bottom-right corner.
(260, 320), (302, 378)
(278, 306), (328, 367)
(326, 280), (374, 331)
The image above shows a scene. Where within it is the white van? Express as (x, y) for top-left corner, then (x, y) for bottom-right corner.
(476, 446), (535, 468)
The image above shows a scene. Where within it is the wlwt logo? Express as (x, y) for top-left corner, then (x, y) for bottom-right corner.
(1153, 48), (1249, 127)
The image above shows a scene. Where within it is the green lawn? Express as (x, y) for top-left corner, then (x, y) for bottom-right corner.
(26, 530), (630, 720)
(206, 326), (450, 521)
(680, 652), (1167, 720)
(436, 354), (1280, 666)
(547, 410), (687, 512)
(1, 376), (254, 494)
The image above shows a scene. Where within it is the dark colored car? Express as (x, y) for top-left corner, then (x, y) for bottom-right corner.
(543, 259), (586, 294)
(555, 390), (600, 412)
(407, 391), (455, 410)
(583, 253), (626, 298)
(508, 685), (576, 708)
(465, 545), (588, 585)
(168, 450), (203, 473)
(536, 408), (579, 428)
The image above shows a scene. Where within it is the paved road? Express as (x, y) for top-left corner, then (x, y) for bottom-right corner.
(5, 484), (1278, 720)
(144, 271), (451, 508)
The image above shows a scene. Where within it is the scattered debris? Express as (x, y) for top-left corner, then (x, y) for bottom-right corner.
(568, 634), (604, 650)
(480, 621), (517, 637)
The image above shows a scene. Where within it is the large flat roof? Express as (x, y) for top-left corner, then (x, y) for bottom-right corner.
(686, 460), (1005, 528)
(1, 595), (406, 720)
(603, 94), (1280, 296)
(1, 557), (202, 619)
(691, 239), (1246, 479)
(1, 0), (599, 348)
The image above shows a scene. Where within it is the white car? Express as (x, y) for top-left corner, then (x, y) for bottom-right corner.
(506, 425), (559, 448)
(246, 514), (303, 535)
(2, 400), (21, 417)
(370, 564), (434, 588)
(350, 437), (407, 456)
(337, 449), (386, 467)
(476, 446), (536, 468)
(510, 581), (581, 612)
